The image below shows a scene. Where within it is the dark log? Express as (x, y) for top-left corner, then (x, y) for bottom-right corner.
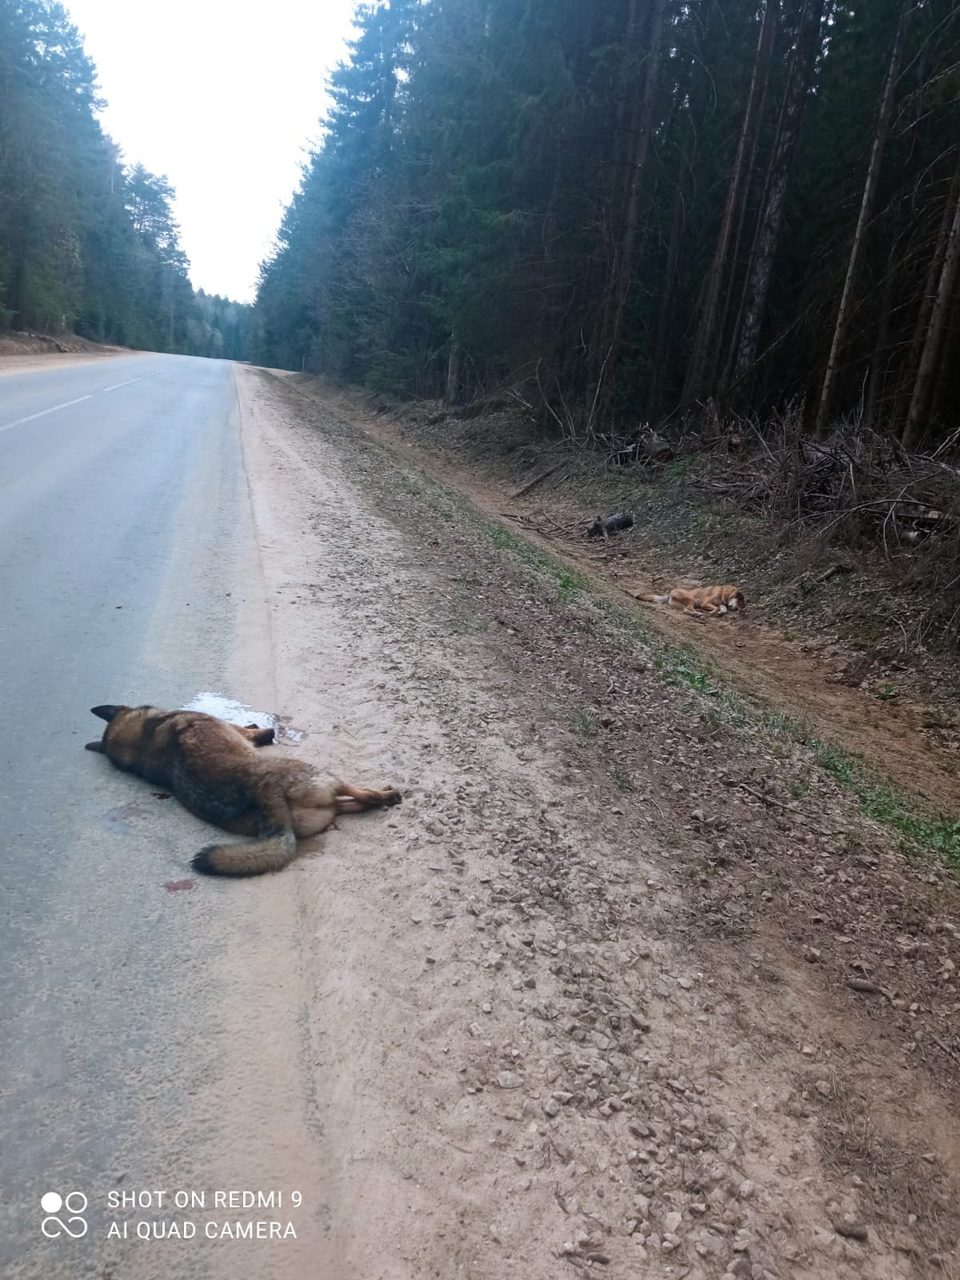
(587, 512), (635, 539)
(640, 432), (673, 464)
(510, 462), (563, 498)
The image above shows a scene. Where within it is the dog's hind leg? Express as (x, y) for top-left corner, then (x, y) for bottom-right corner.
(335, 781), (402, 812)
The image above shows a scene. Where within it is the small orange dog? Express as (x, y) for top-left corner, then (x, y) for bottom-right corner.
(632, 584), (745, 616)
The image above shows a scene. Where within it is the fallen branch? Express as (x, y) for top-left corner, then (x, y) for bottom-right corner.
(737, 782), (839, 837)
(510, 462), (563, 499)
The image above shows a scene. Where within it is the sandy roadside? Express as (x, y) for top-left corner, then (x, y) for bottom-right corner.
(0, 351), (133, 377)
(234, 364), (960, 1280)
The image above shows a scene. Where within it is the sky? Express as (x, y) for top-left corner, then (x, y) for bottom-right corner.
(63, 0), (360, 303)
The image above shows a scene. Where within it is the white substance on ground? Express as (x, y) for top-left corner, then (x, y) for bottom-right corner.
(180, 691), (305, 742)
(181, 691), (275, 726)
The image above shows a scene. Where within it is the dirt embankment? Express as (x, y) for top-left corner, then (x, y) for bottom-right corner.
(0, 331), (131, 376)
(236, 365), (960, 1280)
(282, 381), (960, 827)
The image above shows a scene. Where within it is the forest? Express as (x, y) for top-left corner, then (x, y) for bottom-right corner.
(0, 0), (250, 358)
(254, 0), (960, 452)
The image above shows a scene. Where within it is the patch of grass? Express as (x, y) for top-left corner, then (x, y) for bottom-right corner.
(814, 742), (858, 787)
(554, 567), (585, 603)
(812, 740), (960, 866)
(654, 647), (722, 696)
(490, 524), (585, 602)
(665, 455), (697, 482)
(573, 707), (599, 739)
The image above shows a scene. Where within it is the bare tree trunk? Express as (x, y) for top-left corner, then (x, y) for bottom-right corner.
(682, 0), (778, 405)
(444, 339), (462, 406)
(814, 0), (909, 435)
(896, 161), (960, 431)
(730, 0), (827, 386)
(646, 118), (692, 419)
(589, 0), (668, 427)
(902, 161), (960, 449)
(863, 236), (900, 431)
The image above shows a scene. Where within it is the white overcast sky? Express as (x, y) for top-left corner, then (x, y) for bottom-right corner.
(63, 0), (360, 303)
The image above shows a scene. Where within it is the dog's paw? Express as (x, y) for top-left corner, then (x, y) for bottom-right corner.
(381, 789), (403, 806)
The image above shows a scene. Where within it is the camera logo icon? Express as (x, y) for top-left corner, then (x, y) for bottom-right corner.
(41, 1191), (88, 1239)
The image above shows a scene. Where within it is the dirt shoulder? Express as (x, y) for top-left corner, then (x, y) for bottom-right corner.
(236, 364), (960, 1279)
(0, 331), (131, 376)
(291, 382), (960, 828)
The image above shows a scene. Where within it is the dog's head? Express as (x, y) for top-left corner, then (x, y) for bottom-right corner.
(724, 587), (746, 611)
(86, 703), (164, 765)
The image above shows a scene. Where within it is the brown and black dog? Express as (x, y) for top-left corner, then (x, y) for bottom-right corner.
(86, 704), (401, 877)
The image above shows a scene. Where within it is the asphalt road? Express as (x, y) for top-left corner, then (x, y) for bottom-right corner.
(0, 355), (322, 1278)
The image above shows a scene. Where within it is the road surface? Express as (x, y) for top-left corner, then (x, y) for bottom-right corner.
(0, 355), (325, 1278)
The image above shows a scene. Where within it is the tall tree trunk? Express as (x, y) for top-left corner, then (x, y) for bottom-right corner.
(814, 0), (909, 435)
(682, 0), (779, 405)
(444, 338), (462, 406)
(896, 161), (960, 431)
(863, 236), (900, 431)
(646, 117), (693, 419)
(588, 0), (668, 427)
(902, 161), (960, 449)
(729, 0), (827, 388)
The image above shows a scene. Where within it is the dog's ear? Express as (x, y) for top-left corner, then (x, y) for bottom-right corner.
(84, 740), (106, 753)
(91, 704), (124, 722)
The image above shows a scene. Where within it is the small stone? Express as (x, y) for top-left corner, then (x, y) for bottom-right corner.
(497, 1071), (522, 1089)
(542, 1097), (561, 1117)
(834, 1219), (868, 1242)
(739, 1180), (756, 1199)
(848, 978), (879, 993)
(663, 1211), (682, 1234)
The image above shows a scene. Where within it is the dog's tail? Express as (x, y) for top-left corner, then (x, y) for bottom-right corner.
(191, 781), (298, 877)
(632, 590), (669, 605)
(191, 832), (297, 877)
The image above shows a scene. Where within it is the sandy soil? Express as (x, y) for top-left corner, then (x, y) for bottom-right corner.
(235, 365), (960, 1280)
(0, 351), (132, 377)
